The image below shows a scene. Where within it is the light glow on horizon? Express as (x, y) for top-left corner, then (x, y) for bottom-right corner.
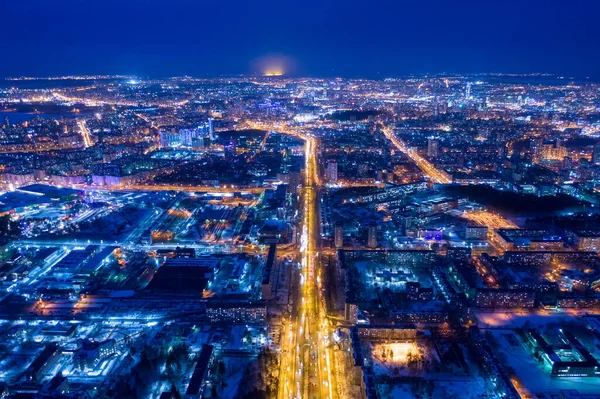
(263, 68), (284, 77)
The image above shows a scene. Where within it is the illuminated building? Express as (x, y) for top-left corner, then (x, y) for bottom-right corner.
(208, 118), (215, 141)
(159, 128), (180, 148)
(496, 229), (566, 251)
(261, 244), (276, 300)
(224, 140), (237, 158)
(576, 231), (600, 252)
(367, 223), (377, 249)
(418, 228), (443, 241)
(185, 345), (215, 399)
(335, 221), (344, 248)
(415, 196), (460, 216)
(74, 339), (117, 371)
(25, 343), (61, 383)
(180, 128), (199, 147)
(206, 301), (266, 323)
(277, 171), (302, 194)
(192, 136), (209, 149)
(326, 160), (338, 184)
(446, 246), (472, 262)
(593, 143), (600, 165)
(521, 329), (600, 377)
(51, 245), (98, 277)
(1, 171), (34, 186)
(258, 219), (289, 244)
(556, 295), (600, 308)
(391, 307), (447, 323)
(465, 225), (488, 240)
(353, 181), (428, 204)
(504, 251), (596, 267)
(427, 138), (439, 158)
(475, 288), (535, 308)
(538, 140), (567, 161)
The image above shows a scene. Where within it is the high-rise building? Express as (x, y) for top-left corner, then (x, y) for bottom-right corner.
(224, 140), (237, 158)
(367, 223), (377, 249)
(180, 128), (200, 147)
(326, 160), (338, 184)
(192, 137), (209, 149)
(208, 118), (215, 141)
(288, 171), (302, 194)
(465, 225), (488, 240)
(334, 222), (343, 248)
(465, 82), (472, 99)
(563, 156), (573, 170)
(531, 138), (544, 160)
(497, 145), (508, 159)
(540, 140), (567, 161)
(427, 138), (439, 158)
(159, 128), (180, 148)
(593, 144), (600, 165)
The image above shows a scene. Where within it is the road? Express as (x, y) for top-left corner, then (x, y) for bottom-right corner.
(381, 124), (452, 184)
(52, 91), (190, 108)
(460, 210), (517, 230)
(0, 144), (81, 153)
(249, 122), (335, 399)
(85, 185), (266, 194)
(458, 210), (518, 254)
(77, 119), (93, 148)
(15, 238), (264, 255)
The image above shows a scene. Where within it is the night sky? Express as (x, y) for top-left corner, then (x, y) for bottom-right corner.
(1, 0), (599, 78)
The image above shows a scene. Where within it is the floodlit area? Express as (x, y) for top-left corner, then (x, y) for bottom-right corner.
(372, 342), (420, 367)
(361, 337), (491, 398)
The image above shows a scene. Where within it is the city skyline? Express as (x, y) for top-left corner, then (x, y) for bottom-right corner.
(1, 72), (600, 399)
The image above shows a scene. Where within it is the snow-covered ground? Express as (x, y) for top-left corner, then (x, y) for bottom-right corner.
(491, 329), (600, 394)
(219, 366), (248, 399)
(384, 379), (488, 399)
(370, 339), (489, 398)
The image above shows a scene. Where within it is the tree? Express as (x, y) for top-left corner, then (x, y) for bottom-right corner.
(170, 384), (182, 399)
(218, 359), (226, 380)
(0, 215), (20, 238)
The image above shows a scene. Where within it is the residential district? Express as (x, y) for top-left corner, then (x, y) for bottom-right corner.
(0, 74), (600, 399)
